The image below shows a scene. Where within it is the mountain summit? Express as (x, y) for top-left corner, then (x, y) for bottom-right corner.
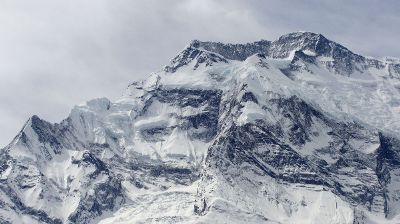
(1, 32), (400, 224)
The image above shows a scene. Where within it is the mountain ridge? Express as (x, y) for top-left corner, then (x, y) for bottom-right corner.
(166, 31), (398, 77)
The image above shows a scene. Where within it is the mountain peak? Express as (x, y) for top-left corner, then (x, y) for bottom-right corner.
(187, 32), (329, 60)
(167, 32), (392, 76)
(270, 31), (333, 58)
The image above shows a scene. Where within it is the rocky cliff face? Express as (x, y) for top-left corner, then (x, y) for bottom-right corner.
(1, 32), (400, 224)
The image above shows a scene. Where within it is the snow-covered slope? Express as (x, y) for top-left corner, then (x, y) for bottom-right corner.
(1, 32), (400, 224)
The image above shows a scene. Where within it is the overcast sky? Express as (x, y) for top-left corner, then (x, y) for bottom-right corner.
(0, 0), (399, 147)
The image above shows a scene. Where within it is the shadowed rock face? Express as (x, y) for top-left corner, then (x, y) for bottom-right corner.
(68, 176), (123, 224)
(191, 39), (271, 61)
(1, 32), (400, 223)
(205, 96), (386, 206)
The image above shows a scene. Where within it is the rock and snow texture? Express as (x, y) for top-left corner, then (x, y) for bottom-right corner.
(1, 31), (400, 223)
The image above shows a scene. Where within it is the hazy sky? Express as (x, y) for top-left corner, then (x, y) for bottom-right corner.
(1, 0), (399, 147)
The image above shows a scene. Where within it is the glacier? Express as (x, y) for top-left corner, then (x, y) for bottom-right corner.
(1, 32), (400, 223)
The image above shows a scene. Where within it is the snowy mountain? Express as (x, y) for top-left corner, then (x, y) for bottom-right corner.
(1, 31), (400, 224)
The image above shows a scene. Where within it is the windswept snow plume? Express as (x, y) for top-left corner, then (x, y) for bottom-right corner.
(1, 32), (400, 223)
